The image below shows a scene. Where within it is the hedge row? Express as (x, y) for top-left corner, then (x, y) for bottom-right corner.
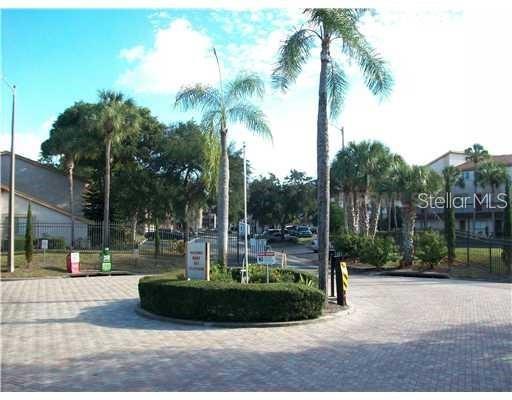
(138, 276), (325, 322)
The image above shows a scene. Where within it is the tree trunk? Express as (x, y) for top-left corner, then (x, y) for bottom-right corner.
(369, 198), (381, 239)
(103, 138), (112, 249)
(184, 202), (190, 243)
(393, 195), (399, 231)
(67, 158), (75, 249)
(472, 176), (477, 233)
(401, 203), (416, 266)
(345, 192), (354, 232)
(316, 42), (330, 297)
(351, 191), (359, 234)
(359, 190), (370, 236)
(217, 127), (230, 265)
(387, 196), (392, 232)
(132, 213), (137, 244)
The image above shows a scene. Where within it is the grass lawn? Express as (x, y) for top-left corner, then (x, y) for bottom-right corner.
(1, 251), (185, 279)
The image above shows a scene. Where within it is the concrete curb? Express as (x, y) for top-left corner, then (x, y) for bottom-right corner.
(378, 271), (450, 279)
(135, 303), (351, 329)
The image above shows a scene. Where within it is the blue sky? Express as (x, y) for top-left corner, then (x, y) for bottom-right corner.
(2, 8), (511, 178)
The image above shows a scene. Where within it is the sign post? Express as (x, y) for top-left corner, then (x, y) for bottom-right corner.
(257, 250), (276, 283)
(41, 239), (48, 266)
(186, 239), (210, 280)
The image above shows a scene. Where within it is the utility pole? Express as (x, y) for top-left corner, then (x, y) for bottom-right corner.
(3, 78), (16, 272)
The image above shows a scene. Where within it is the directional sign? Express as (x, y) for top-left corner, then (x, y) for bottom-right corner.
(41, 239), (48, 250)
(257, 251), (276, 265)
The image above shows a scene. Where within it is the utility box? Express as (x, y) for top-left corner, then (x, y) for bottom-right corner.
(100, 248), (112, 272)
(66, 252), (80, 274)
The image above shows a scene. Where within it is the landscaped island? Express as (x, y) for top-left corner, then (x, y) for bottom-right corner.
(138, 266), (325, 323)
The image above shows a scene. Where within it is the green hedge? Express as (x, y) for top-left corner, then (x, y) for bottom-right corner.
(138, 276), (325, 322)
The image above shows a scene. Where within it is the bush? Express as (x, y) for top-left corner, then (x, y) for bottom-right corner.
(359, 236), (398, 267)
(226, 265), (318, 286)
(415, 230), (447, 267)
(333, 233), (364, 259)
(139, 275), (325, 322)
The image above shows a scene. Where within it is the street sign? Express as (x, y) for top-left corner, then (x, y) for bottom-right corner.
(257, 251), (276, 265)
(41, 239), (48, 250)
(186, 239), (210, 280)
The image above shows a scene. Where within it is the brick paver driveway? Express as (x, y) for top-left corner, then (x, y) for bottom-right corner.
(1, 275), (511, 391)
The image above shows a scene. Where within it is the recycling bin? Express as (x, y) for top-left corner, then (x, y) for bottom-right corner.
(66, 252), (80, 273)
(100, 248), (112, 272)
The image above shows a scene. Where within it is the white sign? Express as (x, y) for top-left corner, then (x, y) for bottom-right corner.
(186, 239), (210, 280)
(70, 252), (80, 263)
(41, 239), (48, 250)
(257, 251), (276, 265)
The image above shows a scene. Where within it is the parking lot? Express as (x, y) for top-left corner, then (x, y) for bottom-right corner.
(1, 274), (511, 391)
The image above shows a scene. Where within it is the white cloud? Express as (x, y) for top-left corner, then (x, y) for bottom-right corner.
(0, 116), (56, 161)
(119, 45), (145, 63)
(117, 18), (219, 94)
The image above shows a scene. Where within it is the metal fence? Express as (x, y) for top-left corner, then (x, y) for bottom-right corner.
(0, 222), (268, 266)
(455, 231), (512, 274)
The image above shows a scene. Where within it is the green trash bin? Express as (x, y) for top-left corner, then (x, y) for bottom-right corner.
(100, 248), (112, 272)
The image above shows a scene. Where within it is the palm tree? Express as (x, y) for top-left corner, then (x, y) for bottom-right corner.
(476, 160), (508, 236)
(41, 102), (97, 249)
(273, 9), (392, 294)
(175, 58), (271, 266)
(464, 144), (490, 233)
(95, 90), (141, 248)
(396, 165), (441, 266)
(441, 166), (463, 263)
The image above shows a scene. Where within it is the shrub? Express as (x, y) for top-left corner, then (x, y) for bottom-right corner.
(415, 230), (447, 267)
(209, 264), (234, 282)
(227, 265), (318, 286)
(333, 233), (364, 259)
(359, 236), (398, 267)
(25, 204), (33, 266)
(138, 275), (325, 322)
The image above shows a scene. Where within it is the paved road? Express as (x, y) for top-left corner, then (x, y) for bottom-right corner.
(1, 275), (511, 391)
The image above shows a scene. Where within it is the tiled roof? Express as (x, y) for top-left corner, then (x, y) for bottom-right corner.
(457, 154), (512, 171)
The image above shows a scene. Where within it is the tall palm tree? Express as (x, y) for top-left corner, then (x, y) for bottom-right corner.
(396, 164), (441, 266)
(273, 9), (393, 294)
(95, 90), (141, 248)
(476, 160), (508, 236)
(175, 61), (271, 266)
(441, 166), (463, 263)
(464, 143), (490, 233)
(41, 102), (97, 249)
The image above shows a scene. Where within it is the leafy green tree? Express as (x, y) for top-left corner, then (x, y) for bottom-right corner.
(396, 165), (441, 266)
(476, 160), (508, 235)
(330, 201), (345, 237)
(248, 174), (284, 228)
(24, 203), (33, 267)
(273, 8), (393, 293)
(442, 166), (462, 263)
(464, 143), (490, 233)
(94, 90), (141, 248)
(157, 121), (218, 242)
(40, 102), (98, 248)
(176, 62), (271, 265)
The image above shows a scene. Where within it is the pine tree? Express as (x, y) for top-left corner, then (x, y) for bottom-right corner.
(25, 203), (34, 267)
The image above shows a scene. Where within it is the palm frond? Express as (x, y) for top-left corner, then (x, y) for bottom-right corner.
(175, 84), (221, 113)
(272, 29), (316, 91)
(326, 61), (348, 118)
(225, 73), (265, 102)
(226, 103), (272, 141)
(340, 27), (393, 97)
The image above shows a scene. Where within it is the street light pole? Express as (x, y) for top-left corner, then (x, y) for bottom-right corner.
(242, 142), (249, 283)
(329, 124), (345, 150)
(3, 79), (16, 272)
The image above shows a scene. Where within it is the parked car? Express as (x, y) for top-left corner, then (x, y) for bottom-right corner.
(262, 229), (284, 242)
(295, 225), (313, 238)
(144, 229), (184, 240)
(311, 239), (335, 253)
